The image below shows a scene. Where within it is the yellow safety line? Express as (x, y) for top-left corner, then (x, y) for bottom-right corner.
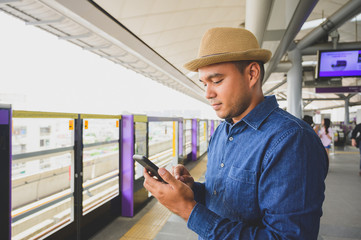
(120, 203), (171, 240)
(120, 156), (208, 240)
(172, 121), (176, 157)
(333, 151), (358, 154)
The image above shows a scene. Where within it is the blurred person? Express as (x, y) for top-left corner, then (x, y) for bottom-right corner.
(351, 123), (361, 176)
(303, 115), (314, 127)
(143, 27), (328, 239)
(318, 118), (333, 158)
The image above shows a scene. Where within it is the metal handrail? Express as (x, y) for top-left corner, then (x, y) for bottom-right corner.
(13, 146), (74, 161)
(12, 171), (119, 223)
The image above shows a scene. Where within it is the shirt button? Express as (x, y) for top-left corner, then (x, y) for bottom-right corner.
(213, 190), (217, 195)
(229, 137), (233, 141)
(220, 163), (224, 168)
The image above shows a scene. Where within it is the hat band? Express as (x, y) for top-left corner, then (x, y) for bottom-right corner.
(201, 52), (228, 58)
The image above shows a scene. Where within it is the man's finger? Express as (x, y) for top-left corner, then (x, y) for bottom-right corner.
(173, 164), (186, 179)
(182, 175), (193, 183)
(143, 168), (160, 189)
(173, 166), (181, 179)
(158, 168), (179, 187)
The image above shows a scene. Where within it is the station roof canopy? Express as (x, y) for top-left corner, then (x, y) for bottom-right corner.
(1, 0), (361, 110)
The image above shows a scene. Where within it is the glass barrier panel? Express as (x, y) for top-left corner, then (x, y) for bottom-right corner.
(148, 121), (173, 168)
(199, 120), (207, 155)
(184, 120), (192, 156)
(208, 120), (212, 140)
(83, 119), (118, 144)
(12, 118), (73, 155)
(134, 122), (147, 180)
(11, 118), (74, 240)
(82, 119), (119, 215)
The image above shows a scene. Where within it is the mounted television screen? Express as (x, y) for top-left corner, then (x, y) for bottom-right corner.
(316, 49), (361, 79)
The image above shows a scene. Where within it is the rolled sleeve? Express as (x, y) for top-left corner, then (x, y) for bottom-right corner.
(187, 203), (216, 237)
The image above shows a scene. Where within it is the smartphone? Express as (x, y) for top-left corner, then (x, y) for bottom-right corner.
(133, 155), (167, 183)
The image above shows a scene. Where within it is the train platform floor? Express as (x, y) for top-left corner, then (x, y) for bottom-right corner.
(91, 146), (361, 240)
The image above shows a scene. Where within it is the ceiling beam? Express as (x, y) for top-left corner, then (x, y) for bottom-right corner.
(264, 78), (287, 95)
(277, 98), (345, 101)
(302, 41), (361, 55)
(297, 0), (361, 50)
(308, 101), (361, 111)
(263, 0), (318, 84)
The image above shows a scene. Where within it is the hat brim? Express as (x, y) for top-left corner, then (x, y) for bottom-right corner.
(184, 49), (272, 72)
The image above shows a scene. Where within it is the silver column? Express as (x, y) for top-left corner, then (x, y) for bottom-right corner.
(345, 98), (350, 125)
(287, 48), (302, 118)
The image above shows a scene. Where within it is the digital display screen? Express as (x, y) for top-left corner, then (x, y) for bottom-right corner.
(317, 49), (361, 78)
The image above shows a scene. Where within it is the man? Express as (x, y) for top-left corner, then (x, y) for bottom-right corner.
(144, 27), (328, 239)
(351, 123), (361, 176)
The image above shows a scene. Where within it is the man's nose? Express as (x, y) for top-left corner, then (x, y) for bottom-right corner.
(205, 85), (216, 99)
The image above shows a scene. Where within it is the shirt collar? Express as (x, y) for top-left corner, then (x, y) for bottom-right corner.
(225, 95), (279, 130)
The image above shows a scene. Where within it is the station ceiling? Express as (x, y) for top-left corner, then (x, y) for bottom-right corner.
(1, 0), (361, 111)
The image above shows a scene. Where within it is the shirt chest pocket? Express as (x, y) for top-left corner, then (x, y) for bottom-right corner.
(223, 167), (258, 220)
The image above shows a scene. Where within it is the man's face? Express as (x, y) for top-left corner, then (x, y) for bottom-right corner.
(198, 62), (252, 122)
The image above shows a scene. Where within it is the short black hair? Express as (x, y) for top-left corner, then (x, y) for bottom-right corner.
(303, 115), (314, 126)
(233, 60), (265, 83)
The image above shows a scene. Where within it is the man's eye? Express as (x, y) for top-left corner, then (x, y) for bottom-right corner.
(213, 79), (223, 84)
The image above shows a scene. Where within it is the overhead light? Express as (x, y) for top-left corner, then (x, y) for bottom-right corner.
(302, 61), (317, 67)
(264, 80), (284, 85)
(351, 13), (361, 22)
(301, 18), (325, 30)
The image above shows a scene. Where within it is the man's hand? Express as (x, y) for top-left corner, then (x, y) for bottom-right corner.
(171, 164), (194, 188)
(143, 168), (196, 221)
(352, 139), (357, 147)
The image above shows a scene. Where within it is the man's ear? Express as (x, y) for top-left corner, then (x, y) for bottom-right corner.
(248, 62), (260, 88)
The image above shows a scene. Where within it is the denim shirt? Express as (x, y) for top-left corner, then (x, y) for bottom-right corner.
(187, 96), (328, 240)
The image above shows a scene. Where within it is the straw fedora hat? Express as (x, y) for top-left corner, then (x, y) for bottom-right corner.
(184, 27), (272, 72)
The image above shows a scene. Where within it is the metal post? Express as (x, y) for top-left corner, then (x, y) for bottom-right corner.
(245, 0), (273, 44)
(0, 104), (11, 240)
(74, 115), (83, 240)
(287, 48), (303, 118)
(345, 98), (350, 125)
(178, 120), (183, 162)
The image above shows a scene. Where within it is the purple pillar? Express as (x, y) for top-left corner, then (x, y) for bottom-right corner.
(178, 120), (183, 157)
(192, 119), (198, 161)
(0, 105), (11, 239)
(121, 115), (134, 217)
(210, 120), (214, 136)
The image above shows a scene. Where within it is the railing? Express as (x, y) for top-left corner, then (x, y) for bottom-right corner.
(148, 117), (180, 168)
(199, 120), (208, 156)
(0, 107), (219, 240)
(11, 112), (76, 240)
(184, 119), (192, 158)
(81, 116), (120, 215)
